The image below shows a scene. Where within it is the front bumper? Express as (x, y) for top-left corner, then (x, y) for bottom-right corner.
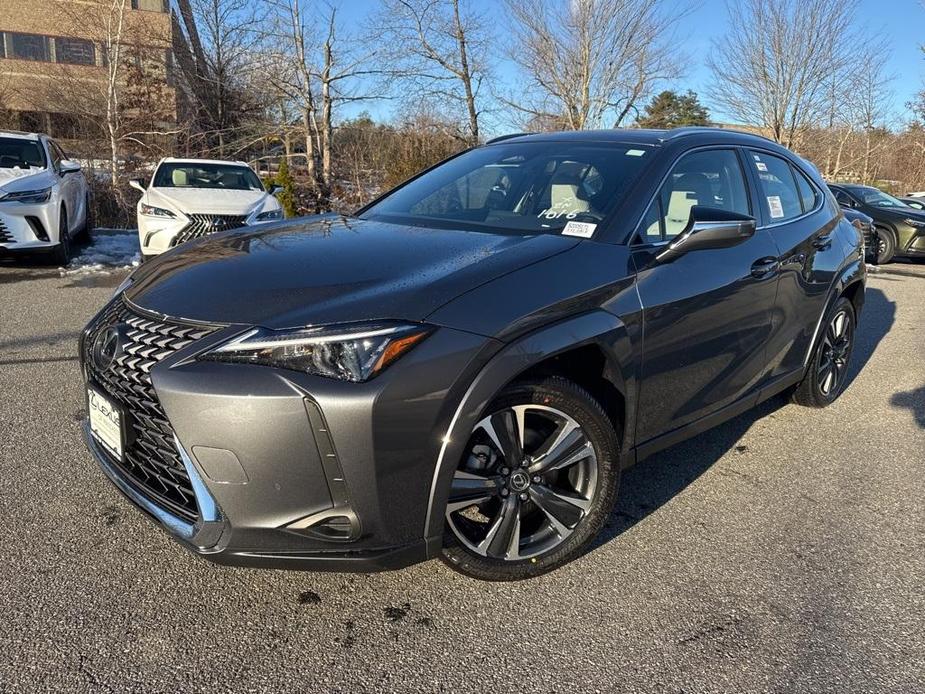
(80, 298), (497, 571)
(0, 199), (61, 250)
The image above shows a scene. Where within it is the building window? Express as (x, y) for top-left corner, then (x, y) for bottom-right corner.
(9, 33), (50, 62)
(132, 0), (168, 11)
(55, 38), (95, 66)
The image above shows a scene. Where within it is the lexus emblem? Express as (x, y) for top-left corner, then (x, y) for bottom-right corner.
(211, 218), (226, 229)
(92, 326), (122, 372)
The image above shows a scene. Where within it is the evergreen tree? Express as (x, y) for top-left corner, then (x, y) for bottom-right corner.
(637, 90), (710, 129)
(270, 159), (297, 218)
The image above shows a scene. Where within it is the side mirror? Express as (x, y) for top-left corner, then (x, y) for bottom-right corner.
(656, 206), (756, 264)
(60, 160), (81, 174)
(267, 183), (283, 196)
(129, 178), (147, 193)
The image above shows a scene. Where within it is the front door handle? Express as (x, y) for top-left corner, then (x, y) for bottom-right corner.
(750, 257), (780, 278)
(812, 233), (833, 250)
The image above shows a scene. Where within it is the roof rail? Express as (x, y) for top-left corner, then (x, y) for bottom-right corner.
(660, 126), (776, 144)
(0, 129), (41, 138)
(485, 132), (532, 144)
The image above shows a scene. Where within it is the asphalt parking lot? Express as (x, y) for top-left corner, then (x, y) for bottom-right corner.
(1, 244), (923, 693)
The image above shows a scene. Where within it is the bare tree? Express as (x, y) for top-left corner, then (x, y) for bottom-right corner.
(377, 0), (493, 146)
(173, 0), (266, 157)
(262, 1), (381, 201)
(708, 0), (865, 149)
(502, 0), (687, 130)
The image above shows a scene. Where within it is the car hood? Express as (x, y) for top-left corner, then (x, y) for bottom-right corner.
(0, 167), (54, 195)
(125, 215), (580, 329)
(145, 186), (271, 215)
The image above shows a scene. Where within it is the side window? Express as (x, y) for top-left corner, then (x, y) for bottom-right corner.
(792, 166), (820, 213)
(637, 149), (750, 243)
(831, 188), (851, 207)
(750, 152), (802, 222)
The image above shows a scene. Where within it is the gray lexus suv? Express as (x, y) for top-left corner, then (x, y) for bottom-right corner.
(80, 129), (865, 581)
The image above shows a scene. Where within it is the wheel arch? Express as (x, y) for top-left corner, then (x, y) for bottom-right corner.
(423, 310), (636, 542)
(802, 258), (866, 372)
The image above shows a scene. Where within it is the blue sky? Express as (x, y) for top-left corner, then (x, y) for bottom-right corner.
(335, 0), (925, 129)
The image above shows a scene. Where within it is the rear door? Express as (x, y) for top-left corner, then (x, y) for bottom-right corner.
(744, 150), (843, 379)
(632, 147), (781, 443)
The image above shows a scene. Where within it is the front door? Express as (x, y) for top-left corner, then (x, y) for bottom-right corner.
(631, 147), (781, 443)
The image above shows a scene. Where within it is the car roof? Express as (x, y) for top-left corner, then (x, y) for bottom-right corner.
(0, 130), (42, 141)
(486, 126), (779, 149)
(159, 157), (251, 167)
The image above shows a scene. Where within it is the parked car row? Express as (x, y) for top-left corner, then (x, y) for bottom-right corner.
(828, 183), (925, 264)
(0, 129), (283, 264)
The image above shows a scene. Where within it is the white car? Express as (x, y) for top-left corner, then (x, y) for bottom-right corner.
(130, 158), (284, 259)
(0, 130), (91, 264)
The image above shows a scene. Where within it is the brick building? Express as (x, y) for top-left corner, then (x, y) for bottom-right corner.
(0, 0), (176, 144)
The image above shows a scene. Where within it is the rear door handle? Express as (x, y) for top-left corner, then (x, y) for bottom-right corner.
(750, 257), (779, 278)
(813, 234), (833, 250)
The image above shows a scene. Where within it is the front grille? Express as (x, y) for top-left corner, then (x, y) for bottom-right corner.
(171, 214), (248, 247)
(0, 219), (13, 244)
(84, 299), (218, 522)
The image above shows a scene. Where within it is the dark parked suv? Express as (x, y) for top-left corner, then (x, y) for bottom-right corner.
(828, 183), (925, 263)
(80, 129), (865, 581)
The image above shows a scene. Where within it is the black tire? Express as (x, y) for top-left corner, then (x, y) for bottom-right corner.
(440, 376), (620, 581)
(792, 296), (856, 408)
(51, 207), (71, 266)
(873, 226), (896, 264)
(75, 194), (92, 242)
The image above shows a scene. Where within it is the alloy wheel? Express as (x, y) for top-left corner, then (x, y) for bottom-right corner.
(446, 404), (598, 561)
(818, 308), (853, 397)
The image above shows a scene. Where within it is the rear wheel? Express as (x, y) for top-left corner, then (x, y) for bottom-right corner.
(874, 226), (896, 264)
(441, 377), (620, 581)
(792, 297), (856, 408)
(51, 207), (71, 265)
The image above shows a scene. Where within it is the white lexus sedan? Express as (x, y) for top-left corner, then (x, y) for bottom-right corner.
(0, 130), (91, 264)
(130, 158), (284, 260)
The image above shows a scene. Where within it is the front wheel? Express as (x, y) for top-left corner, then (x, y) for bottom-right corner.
(441, 377), (620, 581)
(792, 297), (856, 408)
(873, 227), (896, 264)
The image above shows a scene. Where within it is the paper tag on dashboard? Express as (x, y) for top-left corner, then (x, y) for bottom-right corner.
(562, 221), (597, 238)
(767, 195), (784, 219)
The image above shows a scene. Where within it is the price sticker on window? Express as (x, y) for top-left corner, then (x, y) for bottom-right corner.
(562, 221), (597, 238)
(767, 196), (785, 219)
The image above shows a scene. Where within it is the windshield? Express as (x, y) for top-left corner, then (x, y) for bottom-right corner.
(153, 162), (263, 191)
(852, 187), (908, 209)
(0, 137), (46, 169)
(360, 141), (653, 235)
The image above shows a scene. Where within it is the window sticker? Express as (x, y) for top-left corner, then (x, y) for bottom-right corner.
(756, 162), (768, 172)
(562, 221), (596, 238)
(767, 195), (785, 219)
(753, 154), (762, 161)
(626, 149), (646, 157)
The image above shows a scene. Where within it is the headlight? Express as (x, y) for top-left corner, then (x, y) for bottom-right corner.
(140, 203), (176, 218)
(903, 218), (925, 228)
(201, 322), (432, 382)
(1, 187), (52, 204)
(254, 208), (283, 222)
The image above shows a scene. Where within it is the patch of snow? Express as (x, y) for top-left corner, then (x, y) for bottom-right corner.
(60, 229), (140, 277)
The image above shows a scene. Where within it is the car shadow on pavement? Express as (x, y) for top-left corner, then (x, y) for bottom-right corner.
(591, 286), (896, 550)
